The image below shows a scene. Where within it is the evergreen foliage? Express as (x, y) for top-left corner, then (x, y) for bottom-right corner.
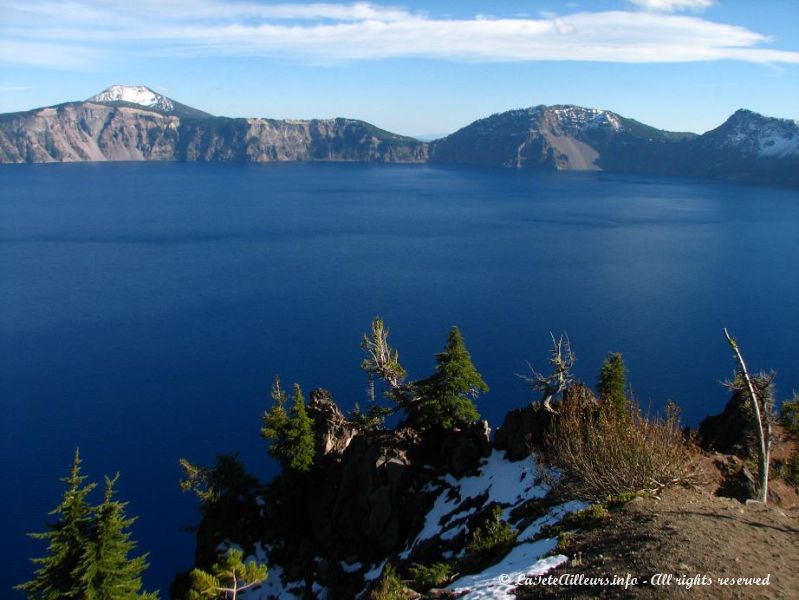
(17, 449), (96, 599)
(368, 564), (405, 600)
(260, 378), (316, 472)
(467, 505), (517, 554)
(412, 326), (488, 429)
(408, 562), (453, 590)
(17, 450), (155, 600)
(260, 376), (291, 465)
(179, 454), (258, 510)
(188, 548), (267, 600)
(597, 352), (628, 418)
(348, 402), (393, 431)
(79, 475), (156, 600)
(285, 384), (316, 472)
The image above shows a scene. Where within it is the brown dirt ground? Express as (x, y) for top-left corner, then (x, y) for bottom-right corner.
(515, 487), (799, 599)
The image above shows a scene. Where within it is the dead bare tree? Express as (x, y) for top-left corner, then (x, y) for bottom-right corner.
(360, 317), (417, 412)
(519, 333), (576, 413)
(723, 328), (773, 504)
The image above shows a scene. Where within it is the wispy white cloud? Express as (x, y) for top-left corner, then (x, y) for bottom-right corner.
(627, 0), (716, 12)
(1, 1), (797, 70)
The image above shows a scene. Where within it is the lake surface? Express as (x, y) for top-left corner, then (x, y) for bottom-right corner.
(1, 162), (797, 593)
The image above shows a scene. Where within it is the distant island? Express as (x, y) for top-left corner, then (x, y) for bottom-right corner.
(1, 85), (797, 187)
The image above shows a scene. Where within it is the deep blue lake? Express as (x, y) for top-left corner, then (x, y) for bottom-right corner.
(1, 162), (797, 594)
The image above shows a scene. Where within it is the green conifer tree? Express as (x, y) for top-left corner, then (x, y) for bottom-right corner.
(285, 384), (316, 472)
(260, 379), (316, 472)
(79, 474), (156, 600)
(17, 449), (96, 599)
(412, 326), (489, 429)
(188, 548), (267, 600)
(597, 352), (628, 418)
(260, 376), (291, 464)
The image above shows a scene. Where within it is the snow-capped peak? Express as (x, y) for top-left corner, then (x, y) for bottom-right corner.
(717, 109), (799, 158)
(87, 85), (174, 112)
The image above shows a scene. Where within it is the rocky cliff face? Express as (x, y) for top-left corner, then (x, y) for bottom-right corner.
(173, 388), (582, 600)
(2, 88), (796, 186)
(0, 103), (428, 164)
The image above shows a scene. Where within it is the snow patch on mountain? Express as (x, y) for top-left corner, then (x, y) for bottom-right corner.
(550, 106), (622, 131)
(718, 110), (799, 158)
(87, 85), (174, 113)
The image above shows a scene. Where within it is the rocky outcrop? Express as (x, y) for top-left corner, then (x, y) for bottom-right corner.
(307, 388), (358, 458)
(696, 390), (753, 455)
(0, 103), (428, 164)
(495, 382), (598, 461)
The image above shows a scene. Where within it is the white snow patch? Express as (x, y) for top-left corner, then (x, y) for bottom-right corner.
(311, 581), (328, 599)
(409, 451), (548, 550)
(448, 539), (567, 600)
(87, 85), (175, 112)
(340, 561), (363, 574)
(239, 561), (303, 600)
(363, 560), (387, 582)
(516, 500), (588, 541)
(440, 523), (467, 541)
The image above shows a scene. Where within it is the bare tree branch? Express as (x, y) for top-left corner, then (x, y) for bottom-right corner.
(519, 333), (575, 413)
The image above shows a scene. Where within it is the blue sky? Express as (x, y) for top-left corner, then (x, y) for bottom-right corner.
(1, 0), (797, 137)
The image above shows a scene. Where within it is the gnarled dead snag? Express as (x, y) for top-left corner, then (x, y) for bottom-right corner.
(723, 327), (772, 504)
(519, 333), (575, 413)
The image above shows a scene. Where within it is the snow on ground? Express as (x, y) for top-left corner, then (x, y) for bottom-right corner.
(239, 451), (582, 598)
(87, 85), (175, 112)
(363, 559), (387, 582)
(448, 539), (568, 600)
(516, 500), (587, 542)
(340, 560), (363, 573)
(410, 450), (549, 549)
(239, 562), (303, 600)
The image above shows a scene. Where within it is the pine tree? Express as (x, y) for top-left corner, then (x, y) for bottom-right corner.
(79, 474), (156, 600)
(260, 376), (291, 464)
(17, 449), (96, 599)
(412, 326), (489, 429)
(188, 548), (267, 600)
(260, 379), (316, 472)
(597, 352), (627, 418)
(285, 384), (316, 472)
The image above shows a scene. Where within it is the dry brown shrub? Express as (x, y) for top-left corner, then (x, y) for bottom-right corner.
(546, 398), (697, 501)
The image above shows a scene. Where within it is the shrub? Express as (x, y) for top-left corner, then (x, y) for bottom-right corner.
(368, 564), (406, 600)
(546, 398), (695, 501)
(409, 562), (453, 590)
(782, 393), (799, 488)
(538, 505), (609, 540)
(467, 505), (517, 554)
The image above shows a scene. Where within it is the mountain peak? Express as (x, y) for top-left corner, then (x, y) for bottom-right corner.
(87, 85), (174, 112)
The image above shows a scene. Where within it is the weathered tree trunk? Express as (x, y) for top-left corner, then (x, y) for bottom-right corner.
(723, 328), (769, 504)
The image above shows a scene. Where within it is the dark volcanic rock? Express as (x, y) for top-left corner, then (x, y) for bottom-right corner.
(697, 390), (753, 456)
(495, 381), (598, 461)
